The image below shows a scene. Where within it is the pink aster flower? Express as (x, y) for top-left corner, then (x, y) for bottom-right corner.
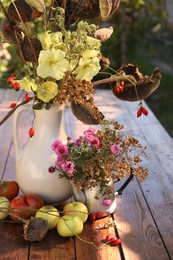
(89, 136), (100, 148)
(55, 158), (65, 169)
(102, 199), (112, 207)
(110, 144), (120, 154)
(84, 128), (96, 137)
(56, 144), (68, 157)
(61, 161), (75, 174)
(51, 140), (63, 153)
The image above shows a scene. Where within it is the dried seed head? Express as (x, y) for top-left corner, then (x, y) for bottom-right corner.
(23, 217), (48, 241)
(7, 0), (34, 23)
(1, 18), (22, 44)
(99, 0), (112, 21)
(110, 0), (122, 15)
(112, 64), (162, 101)
(71, 99), (104, 124)
(21, 36), (42, 62)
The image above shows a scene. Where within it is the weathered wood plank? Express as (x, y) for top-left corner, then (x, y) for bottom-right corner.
(0, 222), (29, 260)
(123, 96), (173, 258)
(29, 230), (76, 260)
(114, 179), (170, 260)
(75, 217), (122, 260)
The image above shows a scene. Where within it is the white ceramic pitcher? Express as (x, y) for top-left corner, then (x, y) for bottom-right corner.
(13, 104), (72, 204)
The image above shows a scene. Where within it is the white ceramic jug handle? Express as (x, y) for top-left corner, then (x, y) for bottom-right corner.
(13, 103), (33, 158)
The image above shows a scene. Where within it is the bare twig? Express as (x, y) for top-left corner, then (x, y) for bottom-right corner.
(92, 75), (136, 87)
(0, 97), (33, 126)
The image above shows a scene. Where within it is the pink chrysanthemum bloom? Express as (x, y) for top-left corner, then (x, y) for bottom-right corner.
(55, 158), (65, 169)
(84, 128), (96, 137)
(51, 140), (63, 153)
(102, 199), (112, 206)
(61, 161), (75, 174)
(89, 136), (100, 148)
(110, 144), (120, 154)
(56, 144), (68, 157)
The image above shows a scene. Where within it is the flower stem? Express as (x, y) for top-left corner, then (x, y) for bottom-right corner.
(0, 98), (33, 126)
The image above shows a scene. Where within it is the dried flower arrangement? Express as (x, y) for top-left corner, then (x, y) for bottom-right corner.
(0, 0), (161, 128)
(50, 120), (148, 199)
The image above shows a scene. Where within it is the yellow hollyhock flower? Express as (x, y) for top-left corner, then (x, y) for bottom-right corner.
(37, 49), (69, 80)
(39, 31), (52, 50)
(39, 31), (64, 50)
(86, 36), (101, 49)
(17, 77), (38, 92)
(82, 49), (99, 59)
(50, 32), (64, 49)
(73, 49), (101, 81)
(37, 81), (58, 103)
(73, 58), (100, 81)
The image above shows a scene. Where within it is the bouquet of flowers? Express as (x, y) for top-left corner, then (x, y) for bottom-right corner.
(0, 0), (161, 128)
(50, 120), (148, 199)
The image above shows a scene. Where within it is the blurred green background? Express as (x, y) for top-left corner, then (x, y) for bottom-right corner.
(0, 0), (173, 135)
(102, 0), (173, 136)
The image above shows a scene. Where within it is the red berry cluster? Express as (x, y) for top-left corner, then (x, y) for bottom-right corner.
(89, 212), (103, 221)
(137, 106), (148, 117)
(114, 81), (124, 94)
(7, 73), (20, 91)
(5, 24), (18, 32)
(105, 234), (122, 246)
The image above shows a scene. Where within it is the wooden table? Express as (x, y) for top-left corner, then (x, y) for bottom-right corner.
(0, 88), (173, 260)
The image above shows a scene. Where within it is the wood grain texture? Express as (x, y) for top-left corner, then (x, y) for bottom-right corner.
(75, 217), (121, 260)
(0, 222), (29, 260)
(29, 230), (76, 260)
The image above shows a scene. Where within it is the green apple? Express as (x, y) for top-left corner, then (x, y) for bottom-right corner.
(35, 205), (60, 230)
(0, 196), (10, 220)
(57, 215), (83, 237)
(63, 202), (88, 223)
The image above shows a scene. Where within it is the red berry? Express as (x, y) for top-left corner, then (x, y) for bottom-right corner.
(13, 25), (18, 31)
(96, 212), (103, 219)
(11, 73), (16, 78)
(89, 213), (96, 221)
(35, 11), (41, 18)
(25, 94), (31, 102)
(48, 166), (55, 173)
(112, 238), (122, 246)
(141, 107), (148, 116)
(12, 82), (20, 91)
(137, 107), (142, 117)
(110, 237), (118, 244)
(106, 234), (114, 242)
(120, 81), (125, 87)
(29, 128), (35, 138)
(114, 85), (124, 93)
(10, 103), (17, 108)
(5, 25), (10, 31)
(114, 86), (120, 93)
(7, 77), (14, 84)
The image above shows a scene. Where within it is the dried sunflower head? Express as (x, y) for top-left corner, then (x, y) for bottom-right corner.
(23, 217), (48, 241)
